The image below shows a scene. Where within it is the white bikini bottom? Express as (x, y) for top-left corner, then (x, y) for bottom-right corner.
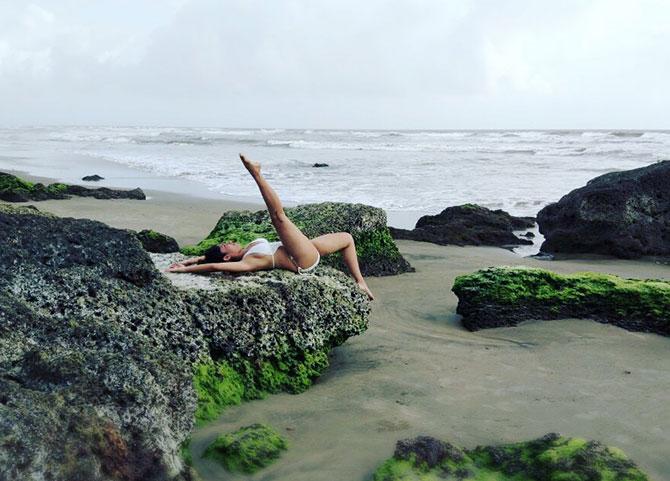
(292, 252), (320, 275)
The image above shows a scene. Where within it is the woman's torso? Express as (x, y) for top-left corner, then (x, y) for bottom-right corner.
(243, 238), (300, 272)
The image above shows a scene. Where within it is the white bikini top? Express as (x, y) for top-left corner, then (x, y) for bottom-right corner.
(242, 238), (282, 268)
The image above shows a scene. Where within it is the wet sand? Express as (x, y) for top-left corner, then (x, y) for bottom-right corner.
(191, 242), (670, 481)
(4, 190), (669, 480)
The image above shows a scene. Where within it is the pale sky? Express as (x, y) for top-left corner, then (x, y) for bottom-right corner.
(1, 0), (669, 129)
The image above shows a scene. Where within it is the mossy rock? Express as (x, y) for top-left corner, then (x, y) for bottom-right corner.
(180, 202), (413, 276)
(0, 171), (145, 201)
(203, 424), (287, 474)
(135, 229), (180, 253)
(452, 266), (670, 335)
(373, 433), (649, 481)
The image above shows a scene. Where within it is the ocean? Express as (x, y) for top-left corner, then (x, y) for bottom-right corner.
(1, 126), (668, 227)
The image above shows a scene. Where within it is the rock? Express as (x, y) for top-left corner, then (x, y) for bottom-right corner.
(180, 202), (413, 276)
(136, 229), (180, 253)
(537, 160), (670, 258)
(0, 172), (145, 202)
(202, 424), (287, 474)
(312, 163), (329, 167)
(0, 204), (370, 480)
(389, 204), (535, 247)
(82, 174), (105, 181)
(374, 434), (650, 481)
(452, 266), (670, 335)
(521, 231), (535, 238)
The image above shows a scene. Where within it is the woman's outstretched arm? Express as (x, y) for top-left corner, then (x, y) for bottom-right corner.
(167, 260), (255, 274)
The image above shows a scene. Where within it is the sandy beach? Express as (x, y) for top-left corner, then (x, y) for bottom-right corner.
(3, 183), (668, 481)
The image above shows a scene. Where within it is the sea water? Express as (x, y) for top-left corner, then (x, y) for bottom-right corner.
(0, 126), (668, 227)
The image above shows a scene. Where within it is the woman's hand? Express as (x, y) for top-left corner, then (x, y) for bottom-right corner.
(166, 264), (188, 273)
(169, 262), (185, 269)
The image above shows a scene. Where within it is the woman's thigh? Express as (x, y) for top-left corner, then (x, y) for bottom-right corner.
(272, 215), (319, 267)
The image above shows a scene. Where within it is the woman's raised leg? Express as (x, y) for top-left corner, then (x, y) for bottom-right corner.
(240, 154), (319, 268)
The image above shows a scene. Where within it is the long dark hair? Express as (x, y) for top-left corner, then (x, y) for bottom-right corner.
(202, 245), (225, 263)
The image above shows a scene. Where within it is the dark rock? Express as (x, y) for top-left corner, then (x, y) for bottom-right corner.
(82, 174), (105, 181)
(537, 160), (670, 258)
(0, 204), (370, 480)
(452, 266), (670, 335)
(312, 163), (329, 167)
(389, 204), (535, 247)
(0, 172), (145, 202)
(374, 434), (650, 481)
(521, 231), (535, 238)
(135, 229), (180, 253)
(181, 202), (413, 277)
(394, 436), (464, 468)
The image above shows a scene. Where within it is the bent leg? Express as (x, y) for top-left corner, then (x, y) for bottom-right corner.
(311, 232), (374, 300)
(241, 154), (319, 268)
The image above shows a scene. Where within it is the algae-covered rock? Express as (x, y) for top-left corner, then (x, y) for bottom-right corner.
(203, 424), (287, 473)
(0, 204), (369, 480)
(537, 160), (670, 258)
(0, 171), (145, 201)
(452, 266), (670, 335)
(180, 202), (413, 276)
(390, 204), (535, 248)
(136, 229), (180, 253)
(373, 433), (649, 481)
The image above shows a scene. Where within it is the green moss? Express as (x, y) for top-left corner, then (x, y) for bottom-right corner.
(46, 183), (68, 194)
(192, 361), (246, 426)
(202, 423), (287, 474)
(452, 266), (670, 334)
(373, 434), (649, 481)
(0, 173), (35, 191)
(193, 348), (331, 426)
(180, 438), (193, 467)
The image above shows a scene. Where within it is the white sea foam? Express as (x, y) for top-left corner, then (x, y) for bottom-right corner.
(1, 126), (668, 221)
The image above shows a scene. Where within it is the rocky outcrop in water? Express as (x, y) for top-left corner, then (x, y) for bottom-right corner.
(181, 202), (413, 276)
(373, 433), (649, 481)
(82, 174), (105, 181)
(389, 204), (534, 248)
(136, 229), (180, 253)
(452, 266), (670, 335)
(0, 204), (369, 480)
(537, 160), (670, 258)
(0, 172), (145, 202)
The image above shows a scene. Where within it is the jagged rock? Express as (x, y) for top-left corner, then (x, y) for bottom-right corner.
(537, 160), (670, 258)
(82, 174), (105, 181)
(202, 424), (287, 473)
(374, 434), (650, 481)
(136, 229), (180, 253)
(0, 204), (370, 480)
(0, 172), (145, 202)
(312, 163), (329, 167)
(180, 202), (413, 276)
(389, 204), (534, 247)
(452, 266), (670, 335)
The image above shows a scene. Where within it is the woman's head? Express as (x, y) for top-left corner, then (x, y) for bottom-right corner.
(203, 241), (243, 263)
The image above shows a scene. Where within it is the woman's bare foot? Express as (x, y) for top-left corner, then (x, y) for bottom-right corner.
(357, 281), (375, 301)
(240, 153), (261, 176)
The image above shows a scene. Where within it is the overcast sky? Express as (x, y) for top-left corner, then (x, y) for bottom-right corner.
(1, 0), (669, 129)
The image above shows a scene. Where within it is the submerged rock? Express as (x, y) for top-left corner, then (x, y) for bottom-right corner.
(180, 202), (413, 276)
(136, 229), (180, 253)
(390, 204), (534, 248)
(82, 174), (105, 181)
(452, 266), (670, 335)
(537, 160), (670, 258)
(312, 162), (329, 167)
(0, 171), (145, 202)
(374, 433), (649, 481)
(203, 424), (287, 474)
(0, 204), (369, 480)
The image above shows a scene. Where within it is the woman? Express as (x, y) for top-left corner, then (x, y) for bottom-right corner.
(167, 154), (375, 300)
